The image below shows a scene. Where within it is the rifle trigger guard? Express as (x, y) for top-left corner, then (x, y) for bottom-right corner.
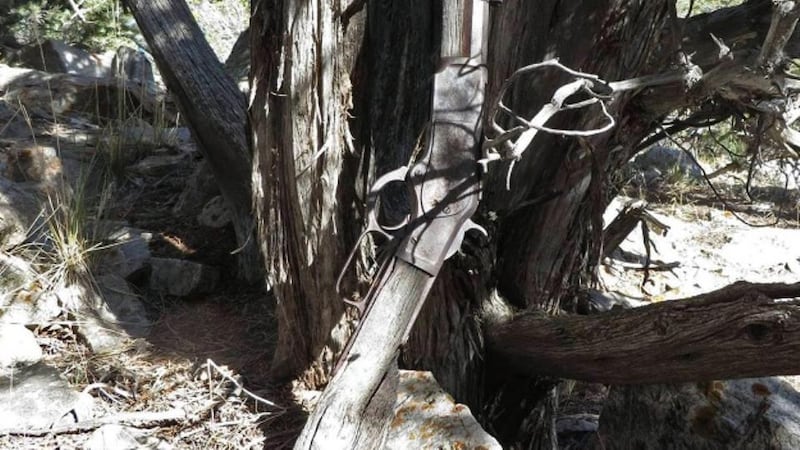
(335, 166), (410, 305)
(444, 219), (487, 260)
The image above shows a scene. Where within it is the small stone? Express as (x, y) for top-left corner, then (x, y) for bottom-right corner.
(96, 274), (152, 338)
(148, 257), (220, 297)
(86, 424), (173, 450)
(127, 154), (187, 177)
(197, 195), (231, 228)
(557, 414), (599, 433)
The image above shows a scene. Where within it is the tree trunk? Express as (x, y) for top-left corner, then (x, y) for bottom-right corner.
(124, 0), (261, 282)
(247, 0), (800, 447)
(249, 0), (364, 384)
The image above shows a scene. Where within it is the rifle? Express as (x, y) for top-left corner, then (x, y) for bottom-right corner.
(295, 1), (488, 448)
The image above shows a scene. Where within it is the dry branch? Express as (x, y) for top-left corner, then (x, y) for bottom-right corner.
(757, 0), (800, 71)
(487, 281), (800, 385)
(4, 401), (219, 437)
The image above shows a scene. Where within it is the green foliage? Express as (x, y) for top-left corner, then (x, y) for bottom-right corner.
(5, 0), (138, 52)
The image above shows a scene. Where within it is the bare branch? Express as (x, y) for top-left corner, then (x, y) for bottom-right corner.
(757, 0), (800, 71)
(4, 402), (219, 437)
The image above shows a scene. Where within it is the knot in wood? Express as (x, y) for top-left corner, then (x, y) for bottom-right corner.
(741, 310), (789, 344)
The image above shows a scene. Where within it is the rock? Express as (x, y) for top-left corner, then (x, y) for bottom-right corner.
(0, 99), (33, 140)
(127, 154), (188, 177)
(0, 324), (42, 377)
(72, 275), (151, 353)
(0, 253), (62, 325)
(596, 378), (800, 449)
(197, 195), (231, 228)
(0, 363), (92, 431)
(557, 413), (600, 433)
(96, 274), (152, 338)
(0, 177), (43, 249)
(92, 222), (152, 279)
(627, 145), (702, 187)
(16, 39), (111, 78)
(148, 257), (220, 297)
(112, 46), (155, 87)
(100, 119), (168, 155)
(2, 142), (64, 185)
(172, 159), (220, 216)
(583, 289), (648, 313)
(86, 424), (172, 450)
(1, 64), (173, 121)
(386, 370), (501, 449)
(557, 413), (600, 449)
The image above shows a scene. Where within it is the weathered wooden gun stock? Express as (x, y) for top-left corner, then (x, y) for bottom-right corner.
(295, 1), (487, 448)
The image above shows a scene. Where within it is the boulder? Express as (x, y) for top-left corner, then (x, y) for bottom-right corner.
(16, 39), (111, 78)
(596, 378), (800, 449)
(69, 275), (152, 353)
(148, 257), (220, 297)
(0, 177), (43, 249)
(1, 64), (173, 121)
(112, 46), (155, 87)
(0, 324), (42, 377)
(386, 370), (501, 449)
(0, 253), (62, 325)
(224, 28), (250, 94)
(0, 363), (93, 431)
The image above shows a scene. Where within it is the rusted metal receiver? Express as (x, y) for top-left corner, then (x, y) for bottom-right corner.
(395, 57), (487, 276)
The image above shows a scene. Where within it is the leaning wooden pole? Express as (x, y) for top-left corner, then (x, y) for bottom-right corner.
(124, 0), (261, 282)
(295, 1), (488, 447)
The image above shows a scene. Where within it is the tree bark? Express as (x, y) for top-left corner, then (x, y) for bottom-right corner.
(124, 0), (261, 282)
(250, 0), (363, 384)
(487, 282), (800, 384)
(243, 0), (800, 447)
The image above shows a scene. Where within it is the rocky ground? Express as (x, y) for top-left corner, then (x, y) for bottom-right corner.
(558, 150), (800, 449)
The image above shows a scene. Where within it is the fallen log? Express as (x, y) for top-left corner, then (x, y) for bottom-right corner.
(487, 281), (800, 384)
